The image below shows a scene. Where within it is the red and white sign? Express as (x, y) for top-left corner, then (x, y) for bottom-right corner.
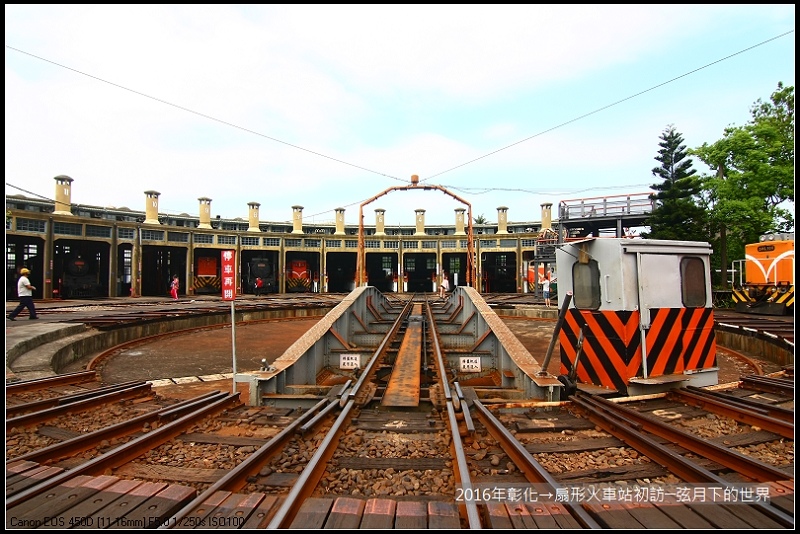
(221, 250), (236, 301)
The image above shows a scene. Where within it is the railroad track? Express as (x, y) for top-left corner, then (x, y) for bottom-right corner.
(5, 298), (795, 529)
(714, 311), (795, 345)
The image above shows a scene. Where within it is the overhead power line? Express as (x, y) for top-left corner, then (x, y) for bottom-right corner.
(5, 45), (405, 184)
(6, 29), (793, 210)
(422, 30), (794, 182)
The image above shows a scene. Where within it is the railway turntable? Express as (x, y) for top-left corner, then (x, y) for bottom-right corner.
(240, 286), (564, 408)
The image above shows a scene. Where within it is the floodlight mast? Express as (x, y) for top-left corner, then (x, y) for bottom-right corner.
(357, 175), (476, 290)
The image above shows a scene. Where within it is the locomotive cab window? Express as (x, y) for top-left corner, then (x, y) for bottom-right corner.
(680, 256), (707, 308)
(572, 259), (600, 310)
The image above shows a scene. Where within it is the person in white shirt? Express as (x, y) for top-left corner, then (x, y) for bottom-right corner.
(8, 268), (38, 320)
(542, 276), (551, 308)
(439, 272), (450, 298)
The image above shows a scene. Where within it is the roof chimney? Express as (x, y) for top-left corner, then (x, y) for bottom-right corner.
(144, 191), (161, 225)
(53, 175), (74, 216)
(292, 205), (304, 234)
(541, 203), (552, 231)
(375, 209), (386, 236)
(334, 208), (345, 235)
(247, 202), (261, 232)
(454, 208), (466, 236)
(198, 197), (212, 229)
(497, 206), (509, 234)
(414, 209), (426, 236)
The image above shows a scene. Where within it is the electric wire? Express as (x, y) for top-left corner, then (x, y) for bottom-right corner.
(5, 30), (793, 218)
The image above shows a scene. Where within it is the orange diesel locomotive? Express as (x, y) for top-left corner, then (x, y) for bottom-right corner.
(733, 233), (794, 316)
(286, 259), (311, 292)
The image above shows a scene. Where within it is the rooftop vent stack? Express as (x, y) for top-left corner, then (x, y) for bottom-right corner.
(541, 203), (553, 231)
(414, 209), (426, 236)
(144, 191), (161, 225)
(198, 197), (212, 229)
(334, 208), (346, 235)
(292, 205), (304, 234)
(375, 209), (386, 236)
(453, 208), (466, 236)
(497, 206), (509, 234)
(247, 202), (261, 232)
(53, 175), (74, 216)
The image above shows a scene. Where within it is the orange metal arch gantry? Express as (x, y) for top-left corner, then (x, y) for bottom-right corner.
(356, 175), (476, 288)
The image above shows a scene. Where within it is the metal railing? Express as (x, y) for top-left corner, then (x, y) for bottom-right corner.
(558, 192), (653, 220)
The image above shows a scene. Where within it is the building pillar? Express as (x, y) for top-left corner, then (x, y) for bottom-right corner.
(132, 226), (141, 297)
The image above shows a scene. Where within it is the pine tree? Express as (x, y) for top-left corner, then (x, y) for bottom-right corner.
(644, 125), (707, 241)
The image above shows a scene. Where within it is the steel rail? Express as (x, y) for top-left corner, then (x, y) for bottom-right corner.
(570, 391), (787, 484)
(8, 391), (228, 465)
(6, 382), (153, 430)
(676, 386), (794, 430)
(161, 391), (345, 529)
(742, 375), (794, 396)
(346, 298), (415, 403)
(704, 390), (794, 423)
(5, 370), (97, 393)
(470, 398), (602, 529)
(5, 380), (150, 418)
(589, 392), (791, 481)
(6, 392), (241, 509)
(426, 301), (481, 529)
(266, 300), (415, 528)
(570, 391), (794, 528)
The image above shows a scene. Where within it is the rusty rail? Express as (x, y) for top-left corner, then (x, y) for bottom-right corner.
(570, 391), (793, 528)
(6, 392), (241, 509)
(6, 370), (97, 393)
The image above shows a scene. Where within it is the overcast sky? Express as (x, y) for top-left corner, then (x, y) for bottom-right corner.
(5, 5), (795, 227)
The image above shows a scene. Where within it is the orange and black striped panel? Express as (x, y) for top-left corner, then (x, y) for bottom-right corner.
(193, 276), (221, 293)
(646, 308), (716, 376)
(559, 308), (716, 394)
(559, 309), (641, 394)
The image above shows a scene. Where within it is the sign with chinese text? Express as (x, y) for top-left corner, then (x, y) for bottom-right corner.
(340, 354), (360, 370)
(221, 250), (236, 301)
(460, 356), (481, 373)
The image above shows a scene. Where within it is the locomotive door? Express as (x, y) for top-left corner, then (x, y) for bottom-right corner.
(635, 253), (682, 328)
(636, 252), (681, 380)
(634, 251), (713, 380)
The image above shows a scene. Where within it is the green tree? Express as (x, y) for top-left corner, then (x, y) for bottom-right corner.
(473, 214), (488, 225)
(643, 125), (707, 241)
(692, 82), (795, 287)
